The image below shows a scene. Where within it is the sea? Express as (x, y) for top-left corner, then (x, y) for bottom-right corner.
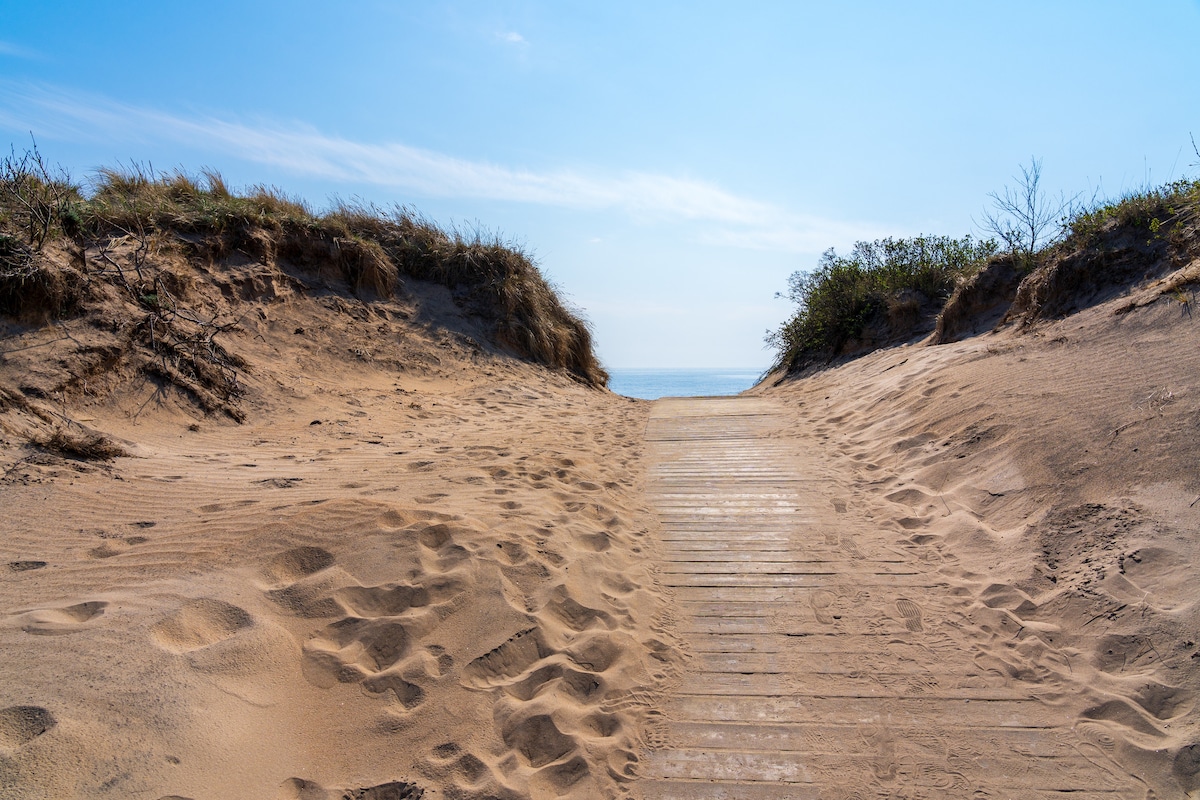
(607, 368), (767, 400)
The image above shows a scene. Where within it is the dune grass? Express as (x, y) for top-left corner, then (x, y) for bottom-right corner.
(1061, 178), (1200, 253)
(771, 172), (1200, 374)
(0, 147), (607, 387)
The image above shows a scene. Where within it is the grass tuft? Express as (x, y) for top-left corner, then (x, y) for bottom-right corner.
(34, 428), (127, 461)
(773, 169), (1200, 371)
(0, 146), (606, 388)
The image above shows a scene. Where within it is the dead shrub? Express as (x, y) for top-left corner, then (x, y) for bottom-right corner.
(34, 428), (127, 461)
(0, 243), (84, 320)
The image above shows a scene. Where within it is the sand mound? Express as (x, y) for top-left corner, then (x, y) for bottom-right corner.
(0, 368), (682, 798)
(0, 224), (682, 797)
(761, 268), (1200, 796)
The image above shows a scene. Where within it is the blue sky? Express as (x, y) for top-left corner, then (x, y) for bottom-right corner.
(2, 1), (1198, 368)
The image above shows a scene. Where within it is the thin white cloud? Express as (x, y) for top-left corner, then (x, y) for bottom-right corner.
(0, 82), (882, 253)
(698, 219), (881, 253)
(496, 30), (527, 45)
(0, 41), (39, 60)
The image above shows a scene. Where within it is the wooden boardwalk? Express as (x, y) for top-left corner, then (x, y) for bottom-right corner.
(639, 397), (1144, 799)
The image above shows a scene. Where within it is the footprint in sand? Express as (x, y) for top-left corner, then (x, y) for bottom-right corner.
(643, 718), (671, 750)
(0, 705), (56, 747)
(276, 777), (329, 800)
(424, 741), (495, 790)
(462, 628), (550, 688)
(262, 547), (344, 618)
(153, 599), (253, 653)
(857, 722), (898, 781)
(896, 598), (924, 632)
(343, 781), (424, 800)
(303, 574), (454, 709)
(462, 626), (617, 712)
(503, 714), (579, 768)
(21, 600), (107, 636)
(304, 616), (412, 683)
(362, 673), (426, 709)
(1074, 720), (1118, 753)
(88, 544), (122, 559)
(545, 587), (615, 632)
(838, 532), (863, 557)
(810, 590), (838, 625)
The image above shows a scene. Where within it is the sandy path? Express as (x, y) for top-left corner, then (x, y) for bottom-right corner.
(637, 396), (1146, 799)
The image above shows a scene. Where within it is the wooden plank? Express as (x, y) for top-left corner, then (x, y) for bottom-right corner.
(640, 397), (1141, 797)
(654, 721), (1088, 758)
(639, 780), (822, 800)
(666, 695), (1049, 728)
(688, 652), (936, 675)
(662, 572), (928, 588)
(670, 585), (947, 602)
(641, 750), (813, 782)
(675, 672), (1033, 700)
(661, 561), (909, 574)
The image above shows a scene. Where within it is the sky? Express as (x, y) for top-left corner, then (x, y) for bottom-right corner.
(1, 2), (1198, 369)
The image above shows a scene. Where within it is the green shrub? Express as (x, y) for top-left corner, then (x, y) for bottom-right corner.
(1062, 178), (1200, 252)
(768, 234), (997, 371)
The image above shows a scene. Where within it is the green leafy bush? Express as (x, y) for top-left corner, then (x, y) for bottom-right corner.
(768, 235), (997, 371)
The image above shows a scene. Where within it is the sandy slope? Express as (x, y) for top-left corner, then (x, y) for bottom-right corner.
(2, 235), (1198, 798)
(1, 371), (684, 800)
(0, 270), (685, 799)
(756, 284), (1200, 796)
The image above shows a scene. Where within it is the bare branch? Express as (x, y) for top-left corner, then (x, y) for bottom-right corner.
(977, 157), (1076, 270)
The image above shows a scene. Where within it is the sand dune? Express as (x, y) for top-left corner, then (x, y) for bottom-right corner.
(0, 251), (687, 799)
(1, 367), (686, 799)
(2, 209), (1198, 796)
(754, 281), (1200, 796)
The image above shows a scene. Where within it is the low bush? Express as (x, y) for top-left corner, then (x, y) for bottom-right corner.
(1061, 178), (1200, 255)
(772, 160), (1200, 371)
(767, 235), (997, 372)
(1003, 179), (1200, 324)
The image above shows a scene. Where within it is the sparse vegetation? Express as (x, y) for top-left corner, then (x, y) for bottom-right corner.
(1061, 178), (1200, 253)
(33, 428), (127, 461)
(0, 145), (607, 405)
(1006, 177), (1200, 324)
(772, 150), (1200, 374)
(979, 157), (1076, 272)
(767, 235), (997, 371)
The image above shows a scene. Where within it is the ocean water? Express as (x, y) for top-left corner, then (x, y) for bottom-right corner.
(607, 368), (766, 400)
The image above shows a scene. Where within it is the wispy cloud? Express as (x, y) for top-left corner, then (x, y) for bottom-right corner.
(0, 83), (882, 252)
(0, 41), (40, 60)
(496, 30), (527, 45)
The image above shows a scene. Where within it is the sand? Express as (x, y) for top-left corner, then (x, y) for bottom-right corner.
(2, 251), (1199, 797)
(0, 263), (687, 799)
(748, 281), (1200, 797)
